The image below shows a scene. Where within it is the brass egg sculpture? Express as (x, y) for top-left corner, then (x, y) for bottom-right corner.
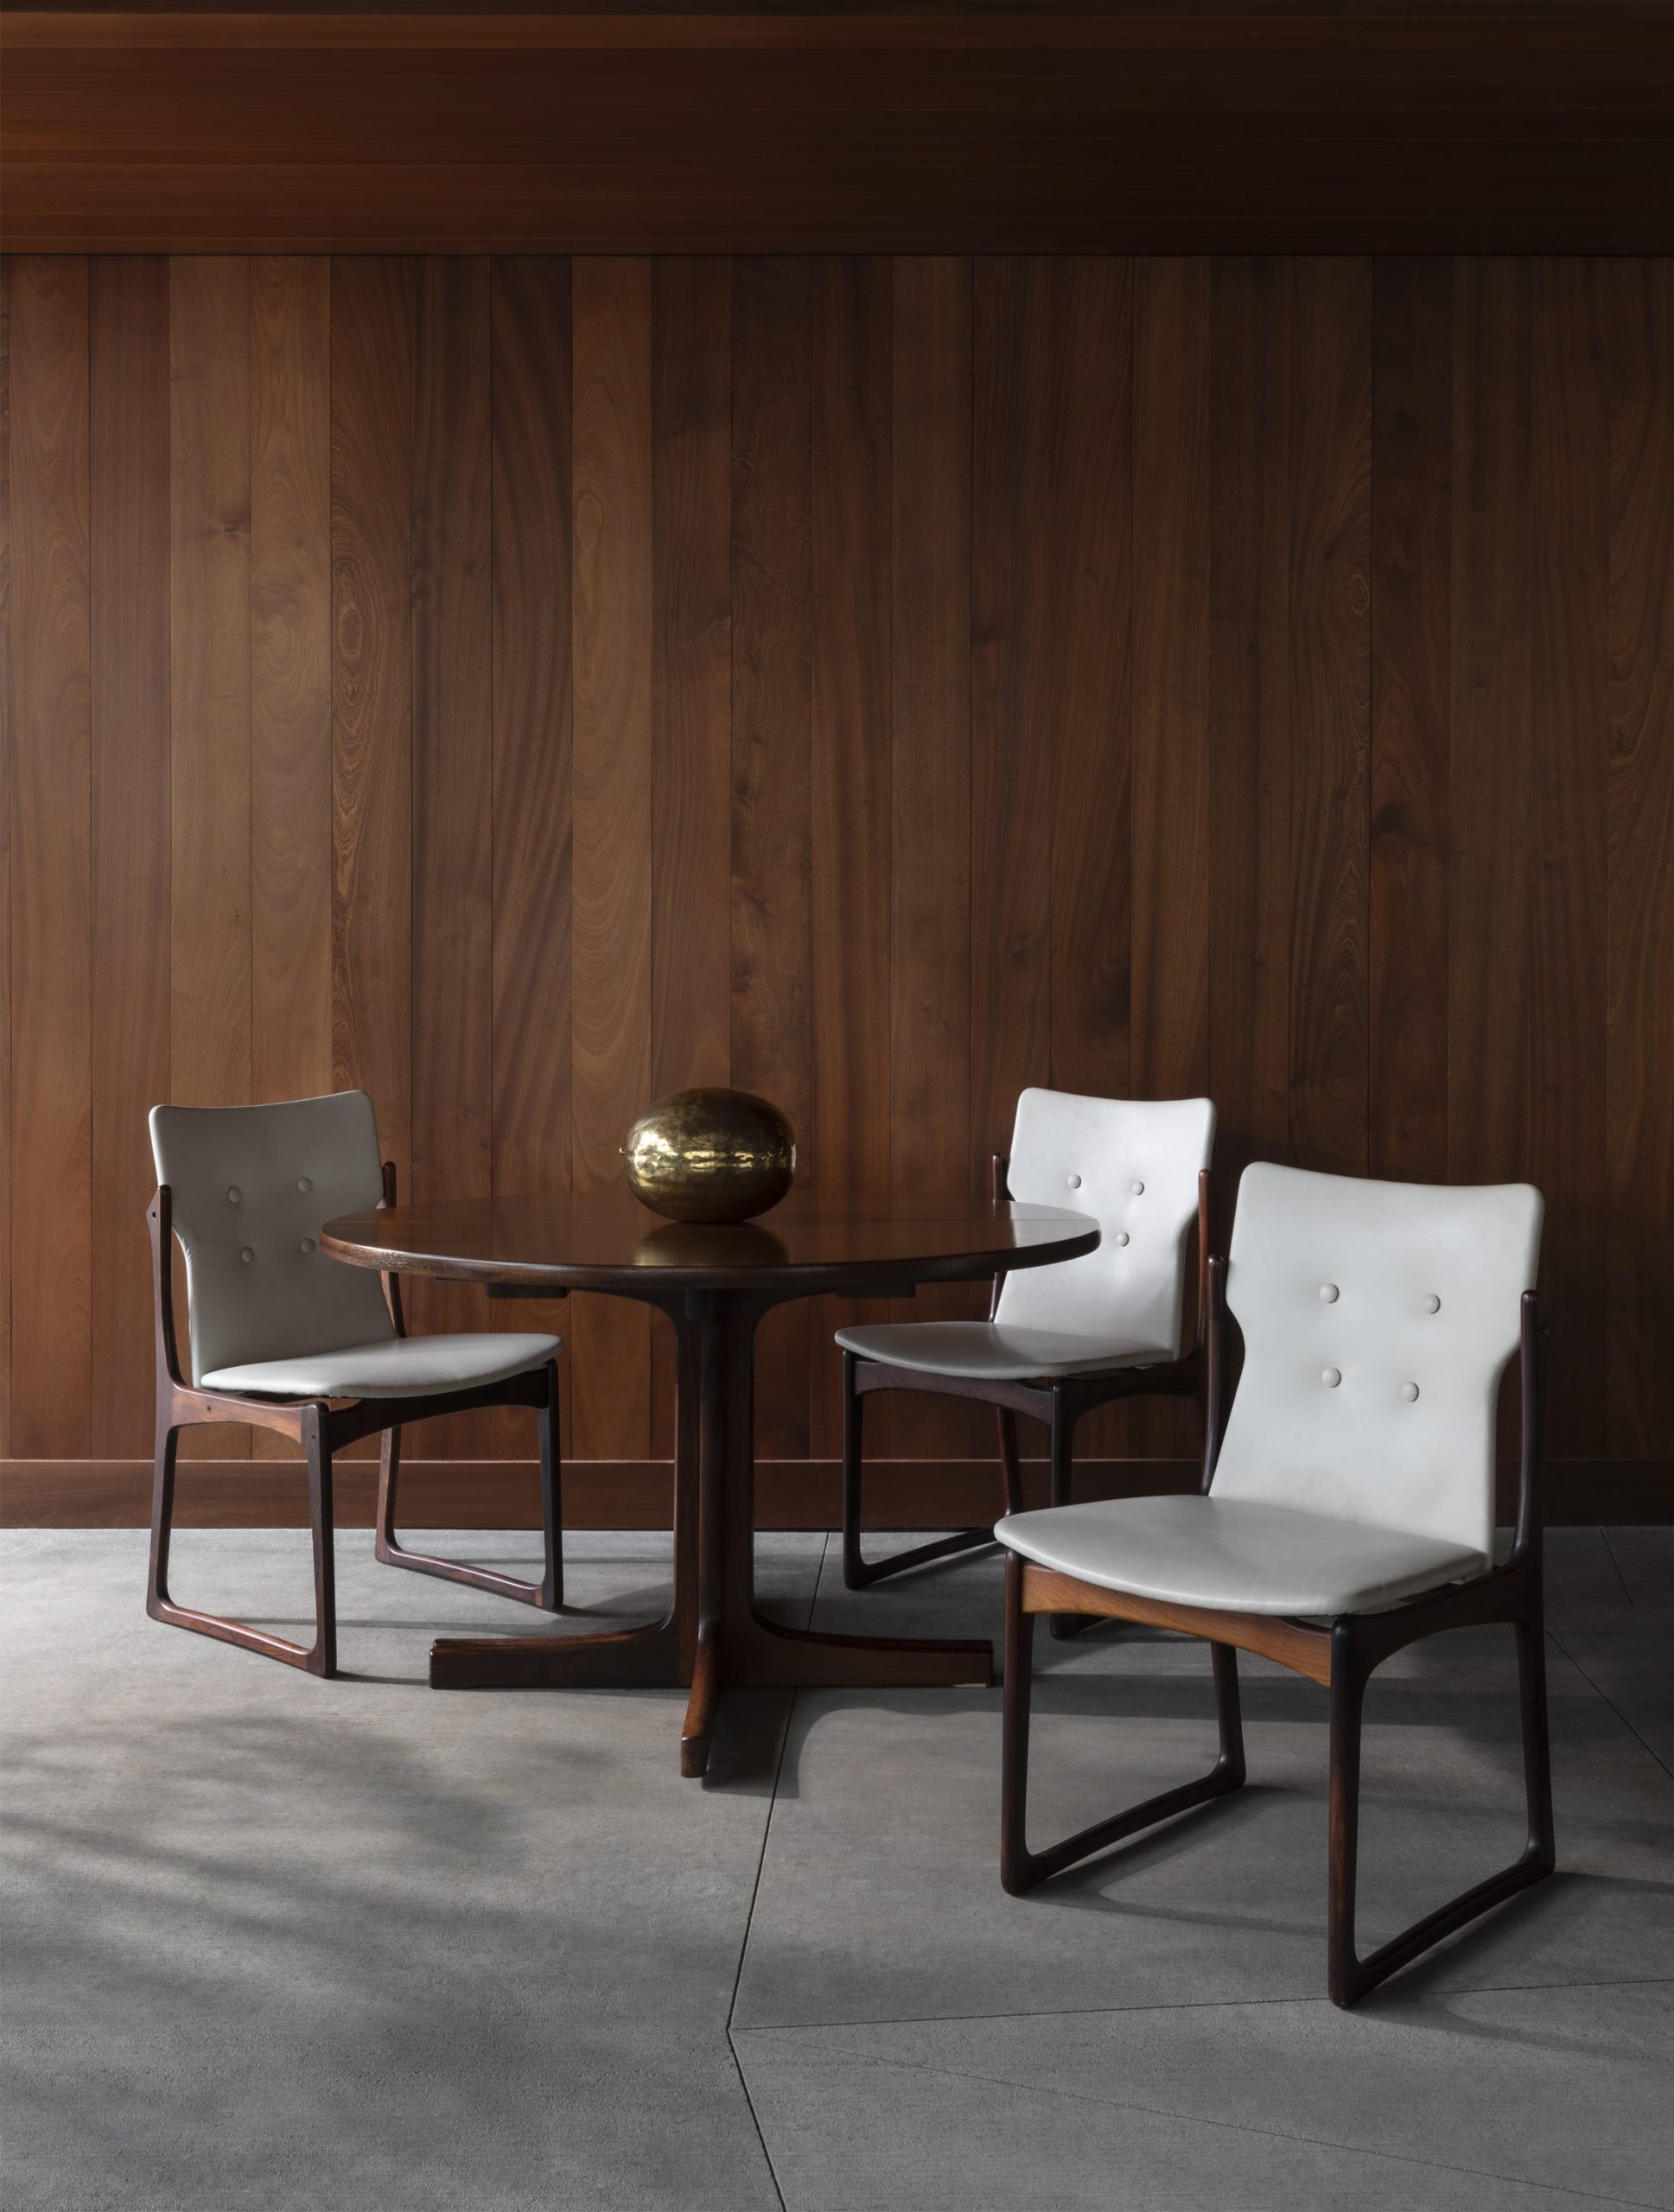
(622, 1088), (797, 1224)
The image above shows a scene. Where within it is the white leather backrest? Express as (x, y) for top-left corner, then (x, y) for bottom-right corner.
(996, 1090), (1215, 1356)
(150, 1092), (395, 1385)
(1212, 1163), (1543, 1560)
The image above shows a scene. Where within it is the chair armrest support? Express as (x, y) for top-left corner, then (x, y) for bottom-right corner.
(148, 1185), (187, 1392)
(1509, 1291), (1546, 1569)
(377, 1159), (407, 1338)
(1200, 1253), (1231, 1493)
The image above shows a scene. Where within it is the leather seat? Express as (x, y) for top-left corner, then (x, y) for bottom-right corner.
(996, 1491), (1488, 1617)
(834, 1319), (1165, 1381)
(201, 1331), (559, 1401)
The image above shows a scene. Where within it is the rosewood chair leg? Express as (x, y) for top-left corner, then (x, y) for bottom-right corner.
(537, 1358), (563, 1611)
(1047, 1391), (1092, 1641)
(1325, 1605), (1556, 2007)
(1002, 1554), (1245, 1894)
(841, 1351), (1002, 1588)
(147, 1421), (180, 1623)
(996, 1407), (1023, 1516)
(302, 1405), (338, 1679)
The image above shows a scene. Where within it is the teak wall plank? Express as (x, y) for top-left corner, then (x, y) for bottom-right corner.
(1287, 256), (1372, 1178)
(649, 254), (731, 1459)
(89, 257), (169, 1459)
(489, 255), (573, 1459)
(0, 258), (11, 1453)
(889, 255), (975, 1459)
(1605, 259), (1674, 1459)
(411, 256), (494, 1457)
(1370, 257), (1453, 1184)
(571, 256), (653, 1459)
(731, 254), (813, 1459)
(9, 255), (92, 1458)
(811, 256), (893, 1458)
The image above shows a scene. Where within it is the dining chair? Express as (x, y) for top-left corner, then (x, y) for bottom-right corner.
(837, 1090), (1215, 1624)
(996, 1161), (1553, 2006)
(147, 1090), (563, 1677)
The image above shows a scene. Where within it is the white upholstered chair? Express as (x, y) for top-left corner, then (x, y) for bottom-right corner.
(837, 1090), (1215, 1610)
(147, 1091), (563, 1676)
(996, 1161), (1554, 2006)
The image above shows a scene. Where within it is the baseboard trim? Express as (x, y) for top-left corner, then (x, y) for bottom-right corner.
(3, 1457), (1667, 1528)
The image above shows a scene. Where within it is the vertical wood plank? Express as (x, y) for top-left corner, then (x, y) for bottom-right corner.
(90, 257), (170, 1458)
(1287, 257), (1372, 1179)
(411, 257), (495, 1456)
(1370, 257), (1453, 1183)
(650, 257), (731, 1457)
(1529, 259), (1609, 1459)
(810, 256), (892, 1459)
(572, 257), (653, 1460)
(491, 256), (573, 1459)
(0, 259), (10, 1453)
(732, 256), (814, 1460)
(251, 257), (331, 1104)
(1605, 259), (1674, 1459)
(1209, 259), (1293, 1199)
(1131, 256), (1211, 1452)
(332, 256), (413, 1470)
(890, 257), (975, 1460)
(10, 257), (92, 1458)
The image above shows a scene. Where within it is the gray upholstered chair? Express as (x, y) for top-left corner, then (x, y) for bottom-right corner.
(147, 1090), (563, 1676)
(996, 1161), (1553, 2005)
(837, 1089), (1215, 1610)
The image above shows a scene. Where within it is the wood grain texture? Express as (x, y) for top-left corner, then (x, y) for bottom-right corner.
(489, 256), (573, 1459)
(570, 257), (653, 1459)
(9, 255), (92, 1457)
(0, 257), (11, 1454)
(251, 257), (330, 1105)
(649, 255), (731, 1457)
(89, 256), (169, 1458)
(1286, 257), (1372, 1177)
(1370, 257), (1452, 1183)
(411, 256), (494, 1455)
(889, 256), (974, 1459)
(811, 256), (893, 1457)
(1605, 261), (1674, 1460)
(731, 255), (814, 1459)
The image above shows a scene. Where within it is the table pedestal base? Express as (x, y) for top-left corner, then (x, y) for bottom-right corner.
(429, 1287), (993, 1776)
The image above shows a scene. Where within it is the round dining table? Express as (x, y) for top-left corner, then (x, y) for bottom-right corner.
(321, 1190), (1099, 1777)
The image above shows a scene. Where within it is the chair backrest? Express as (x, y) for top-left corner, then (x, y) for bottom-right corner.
(1211, 1162), (1543, 1560)
(995, 1090), (1215, 1358)
(150, 1091), (395, 1385)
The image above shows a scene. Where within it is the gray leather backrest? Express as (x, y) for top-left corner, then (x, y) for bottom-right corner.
(1212, 1163), (1543, 1559)
(996, 1090), (1215, 1357)
(150, 1092), (395, 1385)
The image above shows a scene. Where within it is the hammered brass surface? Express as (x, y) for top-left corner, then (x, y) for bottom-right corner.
(622, 1088), (797, 1224)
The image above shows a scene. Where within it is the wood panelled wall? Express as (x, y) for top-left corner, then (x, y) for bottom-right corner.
(3, 255), (1671, 1491)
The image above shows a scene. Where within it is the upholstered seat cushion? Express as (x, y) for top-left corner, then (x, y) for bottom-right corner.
(995, 1493), (1488, 1617)
(835, 1319), (1165, 1382)
(201, 1332), (560, 1402)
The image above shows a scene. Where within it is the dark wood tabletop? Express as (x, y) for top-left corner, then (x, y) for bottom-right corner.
(320, 1190), (1099, 1292)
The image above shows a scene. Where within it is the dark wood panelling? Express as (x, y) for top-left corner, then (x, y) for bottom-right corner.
(1371, 257), (1453, 1184)
(7, 17), (1673, 257)
(4, 251), (1671, 1500)
(570, 257), (653, 1459)
(731, 255), (814, 1459)
(0, 257), (12, 1456)
(1606, 261), (1674, 1461)
(89, 257), (169, 1458)
(9, 255), (91, 1458)
(489, 255), (573, 1459)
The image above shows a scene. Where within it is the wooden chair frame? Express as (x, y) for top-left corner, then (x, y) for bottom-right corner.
(842, 1160), (1210, 1636)
(1000, 1257), (1556, 2006)
(146, 1163), (561, 1678)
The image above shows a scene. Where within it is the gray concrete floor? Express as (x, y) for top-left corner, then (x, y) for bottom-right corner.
(3, 1525), (1670, 2210)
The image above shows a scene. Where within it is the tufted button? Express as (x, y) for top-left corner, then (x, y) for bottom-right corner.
(1321, 1367), (1341, 1388)
(1113, 1230), (1130, 1246)
(1424, 1294), (1441, 1314)
(300, 1238), (316, 1255)
(297, 1176), (313, 1194)
(1130, 1179), (1144, 1196)
(227, 1186), (241, 1205)
(240, 1247), (255, 1264)
(1320, 1283), (1339, 1303)
(1400, 1381), (1420, 1402)
(1066, 1173), (1081, 1189)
